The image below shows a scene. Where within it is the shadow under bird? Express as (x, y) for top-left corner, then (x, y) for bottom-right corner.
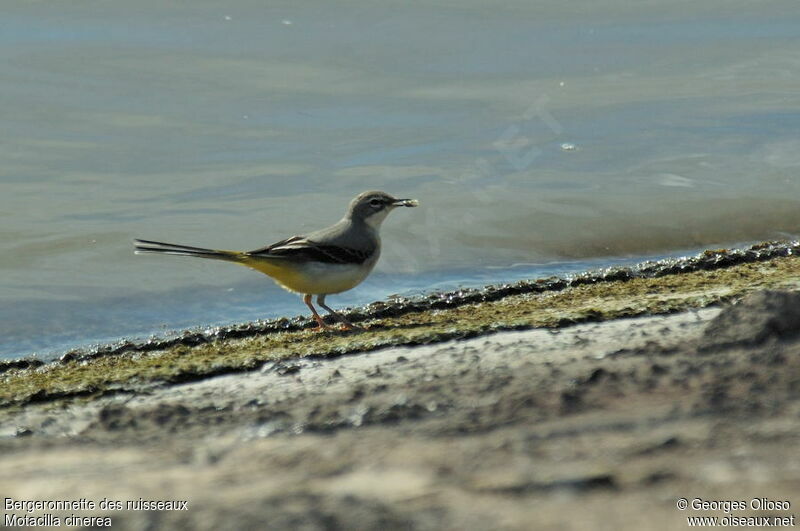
(134, 190), (419, 330)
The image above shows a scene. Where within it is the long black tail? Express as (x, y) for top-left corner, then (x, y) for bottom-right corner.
(133, 239), (243, 262)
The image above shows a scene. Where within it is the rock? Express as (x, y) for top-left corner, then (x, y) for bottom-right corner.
(701, 290), (800, 349)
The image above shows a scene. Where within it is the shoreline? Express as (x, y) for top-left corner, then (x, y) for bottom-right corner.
(1, 240), (799, 410)
(4, 240), (798, 372)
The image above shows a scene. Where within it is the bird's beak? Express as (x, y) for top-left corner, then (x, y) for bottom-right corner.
(393, 198), (419, 207)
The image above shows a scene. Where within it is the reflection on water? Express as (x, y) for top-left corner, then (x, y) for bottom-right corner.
(1, 0), (799, 359)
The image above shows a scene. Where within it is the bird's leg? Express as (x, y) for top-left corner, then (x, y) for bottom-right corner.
(317, 295), (361, 331)
(304, 294), (331, 331)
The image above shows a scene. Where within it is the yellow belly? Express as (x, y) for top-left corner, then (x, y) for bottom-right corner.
(240, 257), (373, 295)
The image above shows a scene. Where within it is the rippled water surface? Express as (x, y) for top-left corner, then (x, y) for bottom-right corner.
(2, 0), (799, 359)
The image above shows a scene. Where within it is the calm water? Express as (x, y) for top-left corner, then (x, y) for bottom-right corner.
(2, 0), (800, 360)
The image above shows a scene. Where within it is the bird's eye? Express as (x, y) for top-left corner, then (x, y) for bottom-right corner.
(369, 198), (383, 208)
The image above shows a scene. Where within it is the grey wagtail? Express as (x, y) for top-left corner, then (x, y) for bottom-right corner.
(134, 190), (418, 330)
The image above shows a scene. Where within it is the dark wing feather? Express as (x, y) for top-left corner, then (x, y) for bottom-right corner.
(310, 244), (371, 264)
(248, 235), (305, 255)
(247, 237), (369, 265)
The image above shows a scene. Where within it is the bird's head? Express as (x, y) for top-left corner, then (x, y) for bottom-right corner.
(347, 190), (418, 229)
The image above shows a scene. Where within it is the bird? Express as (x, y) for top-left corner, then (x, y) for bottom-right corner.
(134, 190), (418, 331)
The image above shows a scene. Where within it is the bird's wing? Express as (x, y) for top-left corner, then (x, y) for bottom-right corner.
(247, 236), (370, 265)
(248, 235), (305, 255)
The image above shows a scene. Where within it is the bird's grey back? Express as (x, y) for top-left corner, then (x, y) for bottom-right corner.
(246, 217), (380, 266)
(307, 217), (379, 252)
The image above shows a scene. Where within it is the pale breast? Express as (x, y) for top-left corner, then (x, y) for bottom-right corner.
(273, 260), (375, 295)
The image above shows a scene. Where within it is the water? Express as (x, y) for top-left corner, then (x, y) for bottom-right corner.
(2, 0), (799, 360)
